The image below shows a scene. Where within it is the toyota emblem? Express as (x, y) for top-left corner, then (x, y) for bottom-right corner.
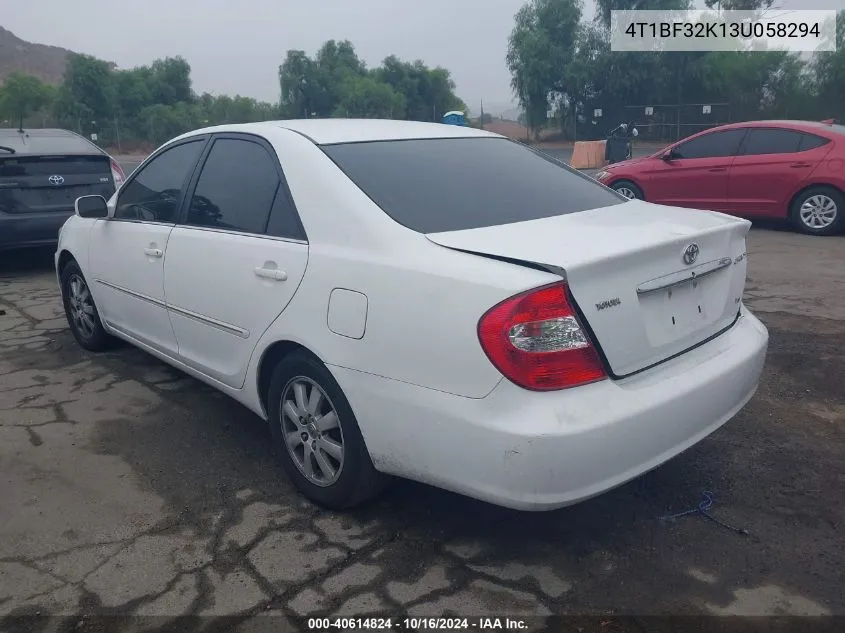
(48, 175), (65, 185)
(682, 243), (700, 265)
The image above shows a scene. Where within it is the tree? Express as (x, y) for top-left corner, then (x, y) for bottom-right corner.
(814, 11), (845, 120)
(0, 73), (53, 130)
(703, 0), (774, 9)
(594, 0), (690, 29)
(149, 57), (193, 106)
(507, 0), (583, 137)
(334, 75), (405, 118)
(60, 54), (115, 123)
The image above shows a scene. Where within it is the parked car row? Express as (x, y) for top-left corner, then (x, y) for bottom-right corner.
(53, 119), (769, 511)
(595, 119), (845, 236)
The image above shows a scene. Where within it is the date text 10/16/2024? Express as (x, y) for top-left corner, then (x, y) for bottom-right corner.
(307, 617), (529, 631)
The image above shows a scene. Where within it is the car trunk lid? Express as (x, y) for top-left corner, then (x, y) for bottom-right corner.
(426, 200), (750, 377)
(0, 154), (115, 215)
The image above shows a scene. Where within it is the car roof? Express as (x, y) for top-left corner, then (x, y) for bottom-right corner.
(702, 120), (842, 135)
(0, 128), (106, 156)
(179, 119), (504, 145)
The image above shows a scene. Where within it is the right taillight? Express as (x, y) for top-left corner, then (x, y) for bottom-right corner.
(110, 158), (126, 190)
(477, 282), (607, 391)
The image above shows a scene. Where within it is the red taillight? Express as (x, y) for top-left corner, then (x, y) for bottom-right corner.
(110, 158), (126, 190)
(477, 282), (607, 391)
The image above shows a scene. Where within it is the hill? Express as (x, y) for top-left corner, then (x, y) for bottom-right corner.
(0, 25), (76, 85)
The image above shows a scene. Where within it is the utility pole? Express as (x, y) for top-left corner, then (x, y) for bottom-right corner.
(480, 99), (485, 130)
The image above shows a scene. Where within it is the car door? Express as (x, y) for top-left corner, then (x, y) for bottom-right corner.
(163, 134), (309, 389)
(646, 128), (747, 211)
(88, 137), (208, 354)
(726, 128), (832, 218)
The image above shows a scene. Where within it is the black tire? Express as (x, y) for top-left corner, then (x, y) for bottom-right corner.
(789, 186), (845, 236)
(267, 351), (385, 510)
(611, 179), (644, 200)
(59, 260), (113, 352)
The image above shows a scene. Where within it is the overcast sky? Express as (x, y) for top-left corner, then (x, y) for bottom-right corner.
(4, 0), (844, 114)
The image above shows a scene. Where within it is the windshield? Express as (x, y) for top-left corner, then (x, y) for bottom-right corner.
(322, 137), (625, 234)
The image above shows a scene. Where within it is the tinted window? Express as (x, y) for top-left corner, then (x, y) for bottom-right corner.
(265, 187), (306, 240)
(799, 133), (830, 151)
(673, 130), (746, 159)
(115, 140), (204, 222)
(322, 137), (625, 233)
(741, 128), (802, 155)
(185, 138), (279, 234)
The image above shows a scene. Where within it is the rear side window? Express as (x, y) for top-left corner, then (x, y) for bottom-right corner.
(799, 133), (830, 151)
(673, 129), (746, 159)
(184, 138), (279, 235)
(115, 140), (204, 222)
(322, 137), (624, 233)
(741, 128), (803, 155)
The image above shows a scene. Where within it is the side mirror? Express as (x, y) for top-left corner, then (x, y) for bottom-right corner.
(75, 195), (109, 219)
(661, 150), (675, 161)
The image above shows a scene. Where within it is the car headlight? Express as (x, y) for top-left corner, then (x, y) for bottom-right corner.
(594, 170), (611, 181)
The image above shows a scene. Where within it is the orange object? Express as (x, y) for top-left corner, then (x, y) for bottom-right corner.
(569, 140), (608, 169)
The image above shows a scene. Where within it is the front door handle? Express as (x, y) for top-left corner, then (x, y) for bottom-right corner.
(790, 162), (811, 168)
(254, 267), (288, 281)
(708, 167), (728, 172)
(143, 247), (163, 258)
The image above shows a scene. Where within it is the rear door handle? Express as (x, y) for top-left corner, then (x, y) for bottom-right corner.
(708, 167), (728, 172)
(143, 248), (163, 258)
(790, 162), (811, 168)
(254, 267), (288, 281)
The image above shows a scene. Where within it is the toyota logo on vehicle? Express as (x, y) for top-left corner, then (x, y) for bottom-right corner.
(48, 175), (65, 186)
(682, 243), (700, 265)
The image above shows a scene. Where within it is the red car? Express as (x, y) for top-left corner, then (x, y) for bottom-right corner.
(594, 120), (845, 236)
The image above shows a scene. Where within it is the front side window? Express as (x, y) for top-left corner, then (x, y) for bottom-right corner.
(184, 138), (279, 235)
(673, 129), (746, 160)
(322, 137), (625, 234)
(115, 140), (204, 222)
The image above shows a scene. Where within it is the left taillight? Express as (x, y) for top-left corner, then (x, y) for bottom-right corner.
(110, 158), (125, 190)
(477, 282), (607, 391)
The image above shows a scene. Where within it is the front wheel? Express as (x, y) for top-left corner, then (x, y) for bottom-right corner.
(267, 351), (386, 510)
(60, 261), (113, 352)
(790, 186), (844, 236)
(611, 180), (643, 200)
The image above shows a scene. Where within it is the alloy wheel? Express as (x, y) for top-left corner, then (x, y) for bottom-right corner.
(799, 194), (838, 230)
(68, 274), (97, 339)
(280, 376), (345, 487)
(616, 186), (638, 199)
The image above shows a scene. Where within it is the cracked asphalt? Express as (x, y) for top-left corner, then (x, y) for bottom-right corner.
(0, 226), (843, 627)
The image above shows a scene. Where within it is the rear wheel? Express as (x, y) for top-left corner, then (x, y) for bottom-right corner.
(60, 261), (113, 352)
(267, 351), (385, 510)
(790, 186), (844, 236)
(611, 180), (643, 200)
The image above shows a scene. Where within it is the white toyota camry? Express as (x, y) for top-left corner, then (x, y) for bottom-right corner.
(55, 119), (769, 511)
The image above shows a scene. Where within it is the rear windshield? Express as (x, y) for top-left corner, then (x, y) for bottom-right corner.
(322, 137), (625, 233)
(0, 155), (110, 178)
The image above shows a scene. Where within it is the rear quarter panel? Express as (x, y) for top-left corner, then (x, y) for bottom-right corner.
(245, 128), (559, 400)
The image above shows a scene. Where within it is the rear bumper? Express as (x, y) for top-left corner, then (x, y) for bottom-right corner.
(0, 210), (72, 250)
(331, 305), (769, 511)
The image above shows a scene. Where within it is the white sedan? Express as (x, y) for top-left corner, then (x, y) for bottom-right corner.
(55, 120), (769, 511)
